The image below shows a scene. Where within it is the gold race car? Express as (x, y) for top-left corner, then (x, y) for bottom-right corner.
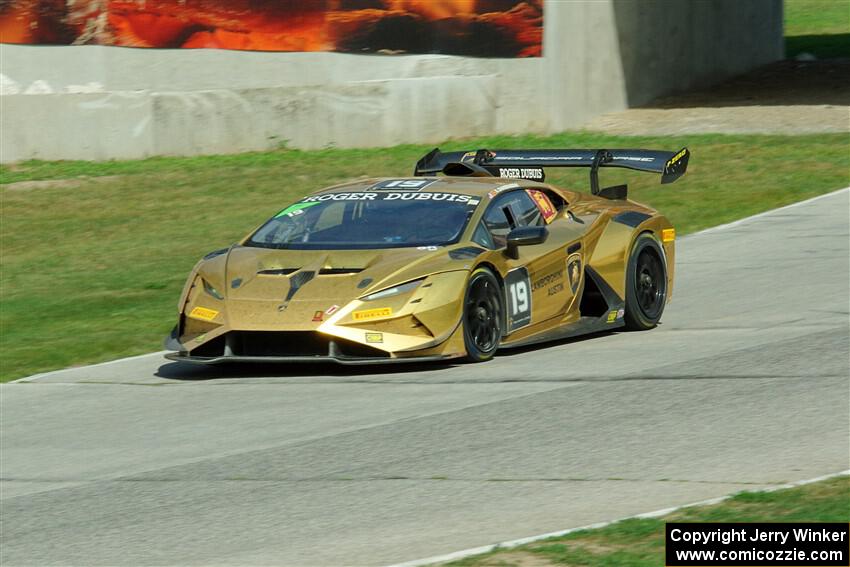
(164, 147), (689, 364)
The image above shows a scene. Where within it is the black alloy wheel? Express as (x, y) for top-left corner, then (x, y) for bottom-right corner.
(624, 233), (668, 330)
(463, 268), (503, 362)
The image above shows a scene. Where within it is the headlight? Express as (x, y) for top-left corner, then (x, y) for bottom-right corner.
(362, 278), (424, 301)
(202, 279), (224, 300)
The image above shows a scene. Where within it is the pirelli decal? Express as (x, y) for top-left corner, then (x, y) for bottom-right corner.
(352, 307), (393, 321)
(188, 306), (219, 322)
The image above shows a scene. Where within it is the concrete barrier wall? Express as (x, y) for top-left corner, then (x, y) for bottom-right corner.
(1, 0), (782, 163)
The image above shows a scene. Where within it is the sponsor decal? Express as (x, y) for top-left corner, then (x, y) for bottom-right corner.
(417, 245), (439, 251)
(274, 201), (321, 218)
(461, 151), (477, 162)
(566, 253), (582, 294)
(365, 332), (384, 344)
(492, 167), (545, 181)
(325, 305), (340, 315)
(527, 189), (558, 223)
(371, 179), (436, 191)
(494, 155), (583, 162)
(606, 310), (618, 323)
(662, 228), (676, 242)
(532, 269), (563, 291)
(505, 267), (532, 332)
(352, 307), (393, 321)
(302, 192), (476, 204)
(383, 192), (473, 202)
(487, 182), (520, 199)
(312, 310), (324, 322)
(548, 283), (564, 296)
(194, 334), (207, 343)
(665, 148), (688, 169)
(617, 308), (625, 320)
(189, 306), (219, 322)
(302, 192), (379, 202)
(613, 156), (654, 163)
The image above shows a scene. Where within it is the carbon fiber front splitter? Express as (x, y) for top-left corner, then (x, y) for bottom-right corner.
(163, 352), (457, 366)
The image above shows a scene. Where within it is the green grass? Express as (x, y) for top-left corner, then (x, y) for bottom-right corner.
(1, 132), (848, 381)
(445, 476), (850, 567)
(785, 0), (850, 37)
(784, 0), (850, 58)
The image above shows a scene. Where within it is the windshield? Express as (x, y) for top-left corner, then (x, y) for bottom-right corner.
(246, 191), (481, 250)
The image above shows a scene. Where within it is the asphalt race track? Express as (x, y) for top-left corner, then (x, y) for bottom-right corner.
(2, 189), (849, 566)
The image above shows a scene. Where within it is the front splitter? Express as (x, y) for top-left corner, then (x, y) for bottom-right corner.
(164, 352), (458, 366)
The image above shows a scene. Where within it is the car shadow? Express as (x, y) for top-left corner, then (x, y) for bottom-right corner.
(154, 359), (460, 381)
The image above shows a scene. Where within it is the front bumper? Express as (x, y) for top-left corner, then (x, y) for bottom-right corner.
(163, 327), (460, 366)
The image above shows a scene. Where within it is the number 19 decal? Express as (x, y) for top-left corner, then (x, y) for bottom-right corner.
(505, 268), (532, 332)
(371, 179), (436, 191)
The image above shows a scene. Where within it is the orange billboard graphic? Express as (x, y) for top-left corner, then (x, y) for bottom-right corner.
(0, 0), (543, 57)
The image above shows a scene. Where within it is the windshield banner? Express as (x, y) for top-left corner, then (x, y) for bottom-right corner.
(300, 192), (481, 205)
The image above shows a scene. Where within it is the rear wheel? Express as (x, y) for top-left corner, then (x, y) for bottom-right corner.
(624, 233), (667, 330)
(463, 268), (503, 362)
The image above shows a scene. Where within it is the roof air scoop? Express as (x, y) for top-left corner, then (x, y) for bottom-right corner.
(442, 162), (492, 177)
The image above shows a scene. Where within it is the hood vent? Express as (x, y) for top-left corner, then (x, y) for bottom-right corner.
(258, 268), (299, 275)
(258, 267), (363, 276)
(319, 268), (364, 275)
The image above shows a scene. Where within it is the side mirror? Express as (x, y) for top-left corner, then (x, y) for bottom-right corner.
(505, 226), (548, 259)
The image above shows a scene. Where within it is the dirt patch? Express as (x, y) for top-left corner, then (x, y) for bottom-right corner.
(450, 550), (556, 567)
(648, 59), (850, 108)
(582, 105), (848, 135)
(1, 175), (125, 191)
(583, 59), (850, 135)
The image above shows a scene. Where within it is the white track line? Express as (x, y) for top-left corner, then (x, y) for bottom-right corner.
(386, 469), (850, 567)
(9, 186), (849, 384)
(9, 351), (169, 383)
(688, 186), (849, 237)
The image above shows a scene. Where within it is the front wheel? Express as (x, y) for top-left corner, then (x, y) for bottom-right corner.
(624, 233), (668, 330)
(463, 268), (503, 362)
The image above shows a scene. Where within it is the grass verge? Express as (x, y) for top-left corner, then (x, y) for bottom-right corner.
(784, 0), (850, 58)
(444, 475), (850, 567)
(1, 132), (849, 381)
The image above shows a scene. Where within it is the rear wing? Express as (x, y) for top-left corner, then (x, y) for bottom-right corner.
(414, 147), (689, 198)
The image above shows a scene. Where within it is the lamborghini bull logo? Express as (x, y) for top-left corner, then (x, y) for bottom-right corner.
(566, 253), (582, 294)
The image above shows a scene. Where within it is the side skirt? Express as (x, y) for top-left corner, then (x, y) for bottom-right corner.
(499, 266), (626, 349)
(499, 314), (624, 349)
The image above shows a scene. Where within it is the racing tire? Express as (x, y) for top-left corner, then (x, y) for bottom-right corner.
(463, 268), (503, 362)
(624, 233), (667, 331)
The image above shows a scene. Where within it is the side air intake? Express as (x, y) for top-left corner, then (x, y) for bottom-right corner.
(579, 269), (610, 317)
